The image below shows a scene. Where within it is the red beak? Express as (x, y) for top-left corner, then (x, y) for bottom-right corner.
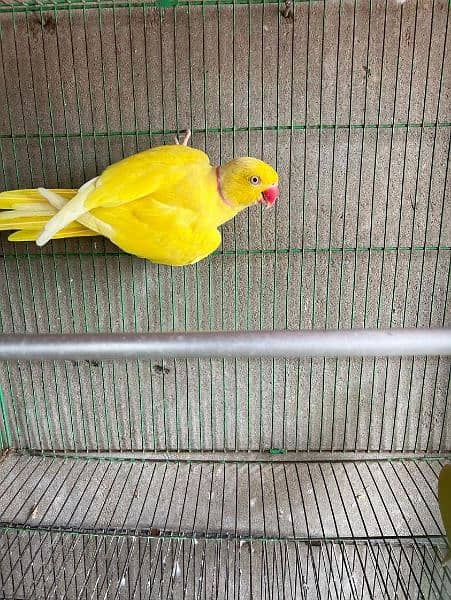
(261, 184), (279, 207)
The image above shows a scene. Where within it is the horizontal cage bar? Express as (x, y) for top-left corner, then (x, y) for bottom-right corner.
(0, 328), (450, 360)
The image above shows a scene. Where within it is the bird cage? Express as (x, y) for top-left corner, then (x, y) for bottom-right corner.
(0, 0), (450, 597)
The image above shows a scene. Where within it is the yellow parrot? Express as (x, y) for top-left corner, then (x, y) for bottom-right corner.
(0, 131), (279, 266)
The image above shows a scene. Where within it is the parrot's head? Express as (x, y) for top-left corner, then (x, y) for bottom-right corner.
(218, 158), (279, 209)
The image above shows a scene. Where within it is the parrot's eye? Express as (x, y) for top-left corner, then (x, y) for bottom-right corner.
(250, 175), (261, 185)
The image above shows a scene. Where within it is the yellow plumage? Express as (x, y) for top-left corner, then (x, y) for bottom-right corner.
(0, 139), (279, 266)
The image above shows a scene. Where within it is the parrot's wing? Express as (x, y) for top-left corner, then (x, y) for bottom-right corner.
(92, 145), (211, 209)
(36, 145), (211, 247)
(93, 194), (221, 266)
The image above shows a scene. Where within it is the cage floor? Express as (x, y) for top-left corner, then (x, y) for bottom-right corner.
(0, 454), (446, 540)
(1, 532), (449, 600)
(0, 453), (450, 599)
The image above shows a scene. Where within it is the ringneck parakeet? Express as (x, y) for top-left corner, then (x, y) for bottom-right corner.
(0, 131), (279, 266)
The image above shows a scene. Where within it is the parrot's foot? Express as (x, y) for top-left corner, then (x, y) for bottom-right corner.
(174, 129), (191, 146)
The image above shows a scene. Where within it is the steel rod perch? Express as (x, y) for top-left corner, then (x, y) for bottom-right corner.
(0, 328), (450, 361)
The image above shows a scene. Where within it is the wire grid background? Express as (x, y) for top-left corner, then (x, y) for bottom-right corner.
(0, 0), (450, 454)
(0, 0), (450, 597)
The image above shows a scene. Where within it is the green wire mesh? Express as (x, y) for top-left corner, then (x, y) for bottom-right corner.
(0, 1), (450, 597)
(0, 0), (449, 455)
(0, 356), (449, 452)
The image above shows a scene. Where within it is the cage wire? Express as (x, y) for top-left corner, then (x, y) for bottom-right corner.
(0, 0), (450, 597)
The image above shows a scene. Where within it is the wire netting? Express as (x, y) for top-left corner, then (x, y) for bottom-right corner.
(0, 355), (450, 453)
(2, 533), (448, 598)
(0, 454), (449, 598)
(0, 0), (450, 455)
(0, 0), (450, 597)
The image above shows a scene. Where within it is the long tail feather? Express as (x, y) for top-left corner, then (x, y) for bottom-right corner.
(0, 214), (55, 231)
(0, 188), (98, 242)
(8, 226), (97, 242)
(0, 188), (76, 209)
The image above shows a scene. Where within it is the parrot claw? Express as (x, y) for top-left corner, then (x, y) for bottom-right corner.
(174, 129), (191, 146)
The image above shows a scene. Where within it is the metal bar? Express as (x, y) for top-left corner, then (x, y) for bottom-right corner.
(1, 121), (450, 143)
(0, 329), (450, 361)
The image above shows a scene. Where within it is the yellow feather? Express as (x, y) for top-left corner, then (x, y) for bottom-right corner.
(0, 189), (76, 209)
(0, 216), (52, 231)
(8, 227), (97, 242)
